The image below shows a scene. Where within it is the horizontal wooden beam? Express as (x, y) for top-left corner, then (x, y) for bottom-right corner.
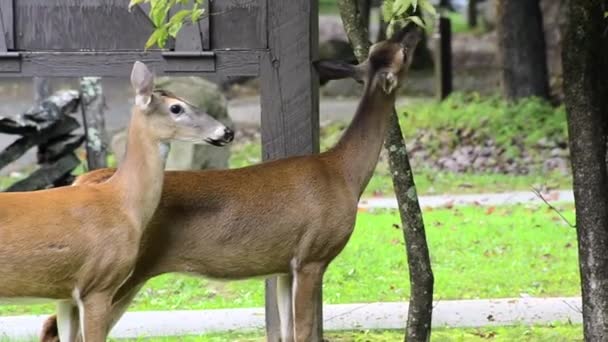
(0, 50), (262, 77)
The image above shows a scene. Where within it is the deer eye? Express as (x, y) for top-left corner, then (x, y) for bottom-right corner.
(169, 104), (184, 115)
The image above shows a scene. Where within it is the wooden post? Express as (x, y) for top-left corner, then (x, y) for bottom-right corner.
(79, 77), (108, 170)
(467, 0), (478, 28)
(434, 16), (453, 100)
(260, 0), (320, 340)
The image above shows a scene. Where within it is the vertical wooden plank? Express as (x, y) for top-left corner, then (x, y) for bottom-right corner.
(199, 0), (210, 50)
(434, 16), (452, 100)
(260, 0), (319, 340)
(0, 0), (13, 50)
(173, 1), (203, 51)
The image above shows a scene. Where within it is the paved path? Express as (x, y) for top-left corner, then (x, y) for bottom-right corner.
(359, 189), (574, 210)
(0, 297), (582, 340)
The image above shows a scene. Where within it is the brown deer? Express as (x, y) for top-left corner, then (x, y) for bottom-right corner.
(39, 26), (420, 342)
(0, 61), (233, 342)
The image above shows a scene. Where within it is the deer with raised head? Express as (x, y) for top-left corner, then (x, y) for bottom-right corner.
(40, 26), (420, 342)
(0, 61), (233, 342)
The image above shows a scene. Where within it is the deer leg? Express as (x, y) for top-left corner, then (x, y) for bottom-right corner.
(276, 274), (294, 342)
(291, 262), (325, 342)
(76, 291), (112, 342)
(55, 300), (79, 342)
(40, 315), (59, 342)
(108, 283), (145, 331)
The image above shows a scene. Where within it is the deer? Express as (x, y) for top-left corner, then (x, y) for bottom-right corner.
(0, 61), (233, 342)
(39, 26), (420, 342)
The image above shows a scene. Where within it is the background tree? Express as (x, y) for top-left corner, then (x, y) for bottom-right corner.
(496, 0), (550, 101)
(562, 1), (608, 340)
(339, 1), (434, 341)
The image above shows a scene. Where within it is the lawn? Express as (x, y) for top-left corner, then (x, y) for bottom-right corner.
(2, 325), (582, 341)
(110, 325), (583, 341)
(0, 203), (579, 316)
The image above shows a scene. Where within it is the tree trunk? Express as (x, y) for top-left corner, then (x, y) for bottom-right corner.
(337, 1), (434, 341)
(496, 0), (550, 100)
(562, 1), (608, 340)
(79, 77), (108, 170)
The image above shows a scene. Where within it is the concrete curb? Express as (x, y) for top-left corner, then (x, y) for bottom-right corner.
(359, 190), (574, 210)
(0, 297), (582, 339)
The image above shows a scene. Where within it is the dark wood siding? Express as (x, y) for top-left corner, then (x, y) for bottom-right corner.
(14, 0), (154, 51)
(210, 0), (266, 49)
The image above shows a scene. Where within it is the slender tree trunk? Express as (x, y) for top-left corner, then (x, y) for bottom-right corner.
(337, 1), (434, 341)
(497, 0), (550, 100)
(562, 1), (608, 340)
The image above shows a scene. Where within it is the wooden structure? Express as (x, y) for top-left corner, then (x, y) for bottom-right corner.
(0, 90), (83, 191)
(0, 0), (320, 339)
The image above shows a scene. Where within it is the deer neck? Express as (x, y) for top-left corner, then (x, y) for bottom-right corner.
(330, 81), (397, 198)
(109, 108), (168, 229)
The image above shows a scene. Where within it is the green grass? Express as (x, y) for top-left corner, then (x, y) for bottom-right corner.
(1, 325), (584, 342)
(398, 94), (567, 148)
(106, 325), (583, 341)
(0, 203), (579, 316)
(319, 0), (339, 14)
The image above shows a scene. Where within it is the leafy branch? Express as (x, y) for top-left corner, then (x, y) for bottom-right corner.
(382, 0), (437, 34)
(128, 0), (205, 49)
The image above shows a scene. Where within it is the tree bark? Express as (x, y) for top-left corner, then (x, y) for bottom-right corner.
(562, 1), (608, 340)
(497, 0), (550, 101)
(337, 1), (434, 341)
(79, 77), (108, 170)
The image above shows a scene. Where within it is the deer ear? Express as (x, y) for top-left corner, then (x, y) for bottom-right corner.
(313, 60), (365, 83)
(131, 61), (154, 108)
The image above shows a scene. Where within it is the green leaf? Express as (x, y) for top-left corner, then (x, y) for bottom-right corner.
(191, 8), (204, 23)
(168, 22), (183, 38)
(604, 11), (608, 18)
(392, 0), (411, 15)
(145, 28), (165, 49)
(382, 0), (394, 21)
(169, 9), (191, 25)
(406, 15), (425, 28)
(419, 0), (437, 17)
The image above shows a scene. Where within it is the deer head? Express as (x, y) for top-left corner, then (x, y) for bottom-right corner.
(130, 61), (234, 146)
(314, 24), (421, 94)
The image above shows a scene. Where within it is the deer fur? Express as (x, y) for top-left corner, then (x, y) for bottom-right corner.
(40, 26), (420, 342)
(0, 61), (232, 342)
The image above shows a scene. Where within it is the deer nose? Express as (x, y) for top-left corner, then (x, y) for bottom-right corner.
(223, 127), (234, 143)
